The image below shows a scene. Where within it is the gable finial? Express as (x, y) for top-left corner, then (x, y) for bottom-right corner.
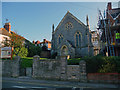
(86, 15), (90, 32)
(67, 11), (70, 13)
(52, 24), (54, 33)
(86, 15), (89, 27)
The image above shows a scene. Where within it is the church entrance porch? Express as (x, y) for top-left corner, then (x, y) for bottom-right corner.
(61, 45), (68, 56)
(60, 45), (71, 59)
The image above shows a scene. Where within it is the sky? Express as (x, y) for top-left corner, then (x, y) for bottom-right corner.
(1, 1), (119, 42)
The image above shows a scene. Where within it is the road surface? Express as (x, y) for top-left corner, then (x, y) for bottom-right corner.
(2, 77), (120, 90)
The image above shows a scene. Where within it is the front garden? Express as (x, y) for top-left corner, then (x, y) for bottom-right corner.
(21, 55), (120, 73)
(1, 55), (120, 73)
(68, 55), (120, 73)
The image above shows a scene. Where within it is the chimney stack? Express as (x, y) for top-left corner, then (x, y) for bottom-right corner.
(107, 2), (112, 10)
(4, 22), (11, 33)
(43, 39), (46, 42)
(33, 40), (35, 44)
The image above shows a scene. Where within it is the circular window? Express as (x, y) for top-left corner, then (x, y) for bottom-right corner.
(65, 22), (73, 30)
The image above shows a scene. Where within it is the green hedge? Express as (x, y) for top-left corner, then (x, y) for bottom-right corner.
(68, 55), (120, 73)
(67, 58), (81, 65)
(21, 56), (120, 73)
(21, 57), (33, 68)
(20, 57), (48, 68)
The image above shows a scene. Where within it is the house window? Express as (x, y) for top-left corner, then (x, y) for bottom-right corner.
(58, 35), (63, 44)
(75, 32), (81, 47)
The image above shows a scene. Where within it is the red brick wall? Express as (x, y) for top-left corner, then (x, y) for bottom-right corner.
(87, 73), (120, 83)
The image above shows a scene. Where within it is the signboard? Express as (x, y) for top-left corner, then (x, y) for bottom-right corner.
(116, 33), (120, 39)
(116, 33), (120, 43)
(0, 47), (11, 58)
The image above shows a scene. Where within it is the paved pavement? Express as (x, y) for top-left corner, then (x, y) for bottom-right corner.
(2, 77), (120, 90)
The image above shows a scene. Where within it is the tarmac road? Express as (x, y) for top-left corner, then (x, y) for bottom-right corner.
(2, 77), (120, 90)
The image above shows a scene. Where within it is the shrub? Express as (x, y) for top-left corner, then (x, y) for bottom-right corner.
(67, 56), (120, 73)
(67, 58), (81, 65)
(27, 45), (42, 57)
(21, 57), (33, 68)
(13, 47), (28, 58)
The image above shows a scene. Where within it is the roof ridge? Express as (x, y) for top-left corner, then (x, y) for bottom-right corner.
(54, 11), (87, 33)
(68, 12), (86, 27)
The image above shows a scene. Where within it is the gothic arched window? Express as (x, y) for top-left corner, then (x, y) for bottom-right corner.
(75, 32), (81, 47)
(58, 35), (63, 44)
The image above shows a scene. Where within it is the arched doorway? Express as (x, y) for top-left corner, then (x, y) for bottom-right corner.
(61, 45), (68, 56)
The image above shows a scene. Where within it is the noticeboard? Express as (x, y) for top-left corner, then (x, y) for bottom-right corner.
(0, 47), (11, 58)
(116, 33), (120, 39)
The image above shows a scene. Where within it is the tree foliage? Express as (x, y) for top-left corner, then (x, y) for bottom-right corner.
(3, 33), (25, 48)
(68, 55), (120, 73)
(26, 42), (42, 57)
(2, 32), (28, 57)
(14, 47), (28, 57)
(42, 45), (48, 51)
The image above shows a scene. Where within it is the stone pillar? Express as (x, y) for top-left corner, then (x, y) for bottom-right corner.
(60, 56), (67, 80)
(32, 55), (40, 77)
(79, 60), (87, 82)
(12, 56), (21, 77)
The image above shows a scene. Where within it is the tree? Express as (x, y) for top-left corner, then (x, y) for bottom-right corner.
(25, 40), (42, 57)
(10, 33), (24, 48)
(2, 32), (28, 58)
(27, 44), (42, 57)
(42, 45), (48, 51)
(14, 47), (28, 57)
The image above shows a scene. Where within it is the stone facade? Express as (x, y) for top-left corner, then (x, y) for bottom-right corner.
(51, 11), (93, 58)
(67, 65), (80, 81)
(2, 55), (120, 84)
(33, 55), (61, 80)
(79, 60), (87, 82)
(2, 56), (20, 77)
(32, 55), (87, 82)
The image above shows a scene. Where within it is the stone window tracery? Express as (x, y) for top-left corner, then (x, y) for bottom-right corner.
(65, 22), (73, 30)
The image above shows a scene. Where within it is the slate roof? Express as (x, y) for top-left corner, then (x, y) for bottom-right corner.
(54, 11), (87, 33)
(108, 8), (120, 20)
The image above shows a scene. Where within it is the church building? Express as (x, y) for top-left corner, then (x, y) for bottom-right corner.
(51, 11), (93, 58)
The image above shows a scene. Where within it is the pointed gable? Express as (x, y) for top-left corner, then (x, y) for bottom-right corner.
(54, 11), (87, 33)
